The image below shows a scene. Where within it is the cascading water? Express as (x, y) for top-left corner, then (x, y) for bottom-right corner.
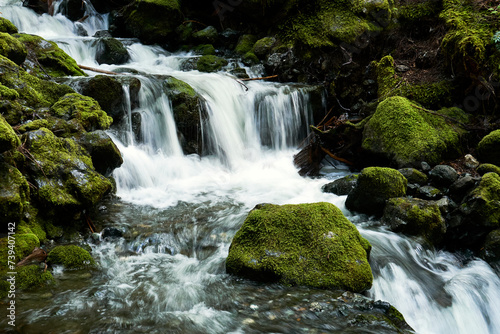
(2, 1), (500, 333)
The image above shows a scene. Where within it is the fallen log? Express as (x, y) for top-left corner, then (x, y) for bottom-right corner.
(240, 75), (278, 81)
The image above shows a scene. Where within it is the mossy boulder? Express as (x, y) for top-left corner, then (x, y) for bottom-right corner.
(14, 33), (85, 77)
(24, 128), (112, 216)
(192, 44), (216, 56)
(77, 75), (126, 121)
(0, 17), (18, 34)
(235, 34), (257, 55)
(477, 163), (500, 176)
(94, 37), (130, 65)
(51, 93), (113, 131)
(480, 229), (500, 263)
(0, 114), (20, 152)
(382, 198), (446, 244)
(0, 32), (27, 65)
(15, 233), (40, 263)
(192, 26), (218, 44)
(477, 130), (500, 166)
(197, 55), (228, 73)
(0, 55), (75, 109)
(162, 76), (205, 154)
(74, 130), (123, 177)
(226, 202), (373, 292)
(17, 264), (54, 290)
(0, 162), (29, 225)
(119, 0), (182, 45)
(346, 167), (407, 216)
(397, 168), (428, 186)
(321, 174), (359, 196)
(252, 37), (277, 59)
(47, 245), (95, 269)
(362, 96), (465, 168)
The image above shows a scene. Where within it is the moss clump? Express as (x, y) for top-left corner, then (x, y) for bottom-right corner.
(47, 245), (95, 269)
(362, 96), (465, 167)
(252, 37), (276, 58)
(0, 162), (29, 225)
(477, 129), (500, 166)
(193, 44), (215, 55)
(197, 55), (228, 72)
(346, 167), (407, 216)
(0, 32), (27, 65)
(192, 26), (218, 44)
(468, 172), (500, 227)
(14, 33), (85, 77)
(242, 51), (259, 65)
(0, 17), (18, 34)
(226, 202), (373, 292)
(17, 265), (54, 290)
(477, 163), (500, 176)
(0, 114), (21, 153)
(51, 93), (113, 131)
(15, 233), (40, 263)
(398, 168), (428, 185)
(382, 197), (446, 244)
(397, 0), (442, 21)
(235, 34), (257, 55)
(0, 83), (20, 100)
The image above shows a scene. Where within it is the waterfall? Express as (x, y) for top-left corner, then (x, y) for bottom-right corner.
(1, 2), (500, 333)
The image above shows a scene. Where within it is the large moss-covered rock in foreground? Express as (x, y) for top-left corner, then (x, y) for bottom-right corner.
(362, 96), (465, 168)
(346, 167), (407, 216)
(477, 130), (500, 166)
(14, 33), (85, 77)
(24, 128), (112, 217)
(382, 197), (446, 245)
(0, 17), (18, 34)
(0, 162), (29, 225)
(47, 245), (95, 269)
(226, 202), (373, 292)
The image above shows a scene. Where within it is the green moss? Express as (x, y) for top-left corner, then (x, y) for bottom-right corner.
(0, 17), (18, 34)
(397, 0), (442, 21)
(14, 33), (85, 77)
(477, 129), (500, 166)
(47, 245), (95, 269)
(0, 114), (21, 152)
(0, 83), (20, 100)
(193, 44), (215, 55)
(51, 93), (112, 131)
(226, 202), (373, 292)
(398, 168), (428, 185)
(362, 96), (465, 167)
(0, 162), (29, 225)
(477, 163), (500, 176)
(469, 172), (500, 227)
(242, 51), (259, 65)
(17, 264), (54, 290)
(197, 55), (228, 73)
(0, 32), (27, 65)
(252, 37), (276, 58)
(15, 233), (40, 263)
(18, 217), (47, 243)
(235, 35), (257, 55)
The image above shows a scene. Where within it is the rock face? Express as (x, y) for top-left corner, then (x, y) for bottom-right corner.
(346, 167), (407, 216)
(477, 129), (500, 166)
(226, 202), (373, 292)
(321, 174), (358, 196)
(0, 162), (29, 225)
(94, 37), (130, 65)
(382, 198), (446, 244)
(362, 96), (465, 168)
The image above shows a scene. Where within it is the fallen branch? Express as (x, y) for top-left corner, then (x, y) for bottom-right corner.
(321, 147), (353, 165)
(240, 75), (278, 81)
(78, 64), (119, 75)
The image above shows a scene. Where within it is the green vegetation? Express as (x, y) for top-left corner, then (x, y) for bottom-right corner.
(17, 265), (54, 290)
(0, 32), (27, 65)
(47, 245), (96, 269)
(477, 129), (500, 166)
(197, 55), (228, 72)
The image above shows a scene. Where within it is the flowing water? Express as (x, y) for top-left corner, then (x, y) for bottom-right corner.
(2, 1), (500, 333)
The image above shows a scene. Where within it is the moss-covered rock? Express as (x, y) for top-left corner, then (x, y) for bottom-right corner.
(362, 96), (465, 168)
(226, 202), (373, 292)
(47, 245), (95, 269)
(0, 162), (29, 225)
(0, 32), (27, 65)
(252, 37), (277, 58)
(0, 17), (18, 34)
(0, 55), (75, 109)
(242, 51), (259, 66)
(398, 168), (428, 186)
(74, 130), (123, 177)
(17, 264), (53, 290)
(24, 128), (112, 216)
(235, 34), (257, 55)
(346, 167), (407, 216)
(94, 37), (130, 65)
(77, 75), (126, 121)
(15, 233), (40, 263)
(382, 197), (446, 244)
(120, 0), (182, 45)
(197, 55), (228, 72)
(14, 33), (85, 77)
(192, 26), (218, 44)
(50, 93), (113, 131)
(477, 163), (500, 176)
(477, 129), (500, 166)
(321, 174), (359, 196)
(0, 114), (20, 152)
(480, 229), (500, 263)
(192, 44), (216, 56)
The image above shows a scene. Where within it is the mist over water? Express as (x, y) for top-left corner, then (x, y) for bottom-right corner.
(2, 1), (500, 333)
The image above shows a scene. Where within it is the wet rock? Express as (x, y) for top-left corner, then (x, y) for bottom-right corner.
(0, 162), (29, 225)
(93, 30), (113, 38)
(252, 37), (276, 59)
(192, 26), (218, 44)
(449, 175), (478, 202)
(362, 96), (465, 168)
(94, 37), (130, 65)
(47, 245), (95, 269)
(192, 44), (215, 56)
(398, 168), (428, 185)
(197, 55), (228, 72)
(480, 229), (500, 262)
(226, 202), (373, 292)
(477, 129), (500, 166)
(101, 227), (124, 240)
(346, 167), (407, 216)
(321, 174), (358, 196)
(74, 130), (123, 177)
(0, 32), (27, 65)
(0, 17), (18, 34)
(382, 197), (446, 244)
(429, 165), (459, 188)
(235, 34), (257, 55)
(229, 67), (249, 79)
(416, 185), (442, 200)
(0, 113), (20, 152)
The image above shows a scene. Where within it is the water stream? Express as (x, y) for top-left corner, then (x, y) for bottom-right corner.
(2, 1), (500, 333)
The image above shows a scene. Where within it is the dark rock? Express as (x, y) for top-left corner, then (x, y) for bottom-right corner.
(321, 174), (358, 196)
(192, 26), (218, 44)
(435, 196), (457, 215)
(102, 227), (124, 240)
(346, 167), (407, 216)
(229, 67), (249, 79)
(93, 30), (112, 38)
(94, 37), (130, 65)
(477, 129), (500, 166)
(480, 229), (500, 262)
(429, 165), (459, 188)
(77, 75), (125, 121)
(421, 161), (431, 172)
(0, 162), (29, 225)
(477, 163), (500, 176)
(449, 175), (478, 202)
(416, 185), (443, 200)
(398, 168), (428, 185)
(382, 197), (446, 244)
